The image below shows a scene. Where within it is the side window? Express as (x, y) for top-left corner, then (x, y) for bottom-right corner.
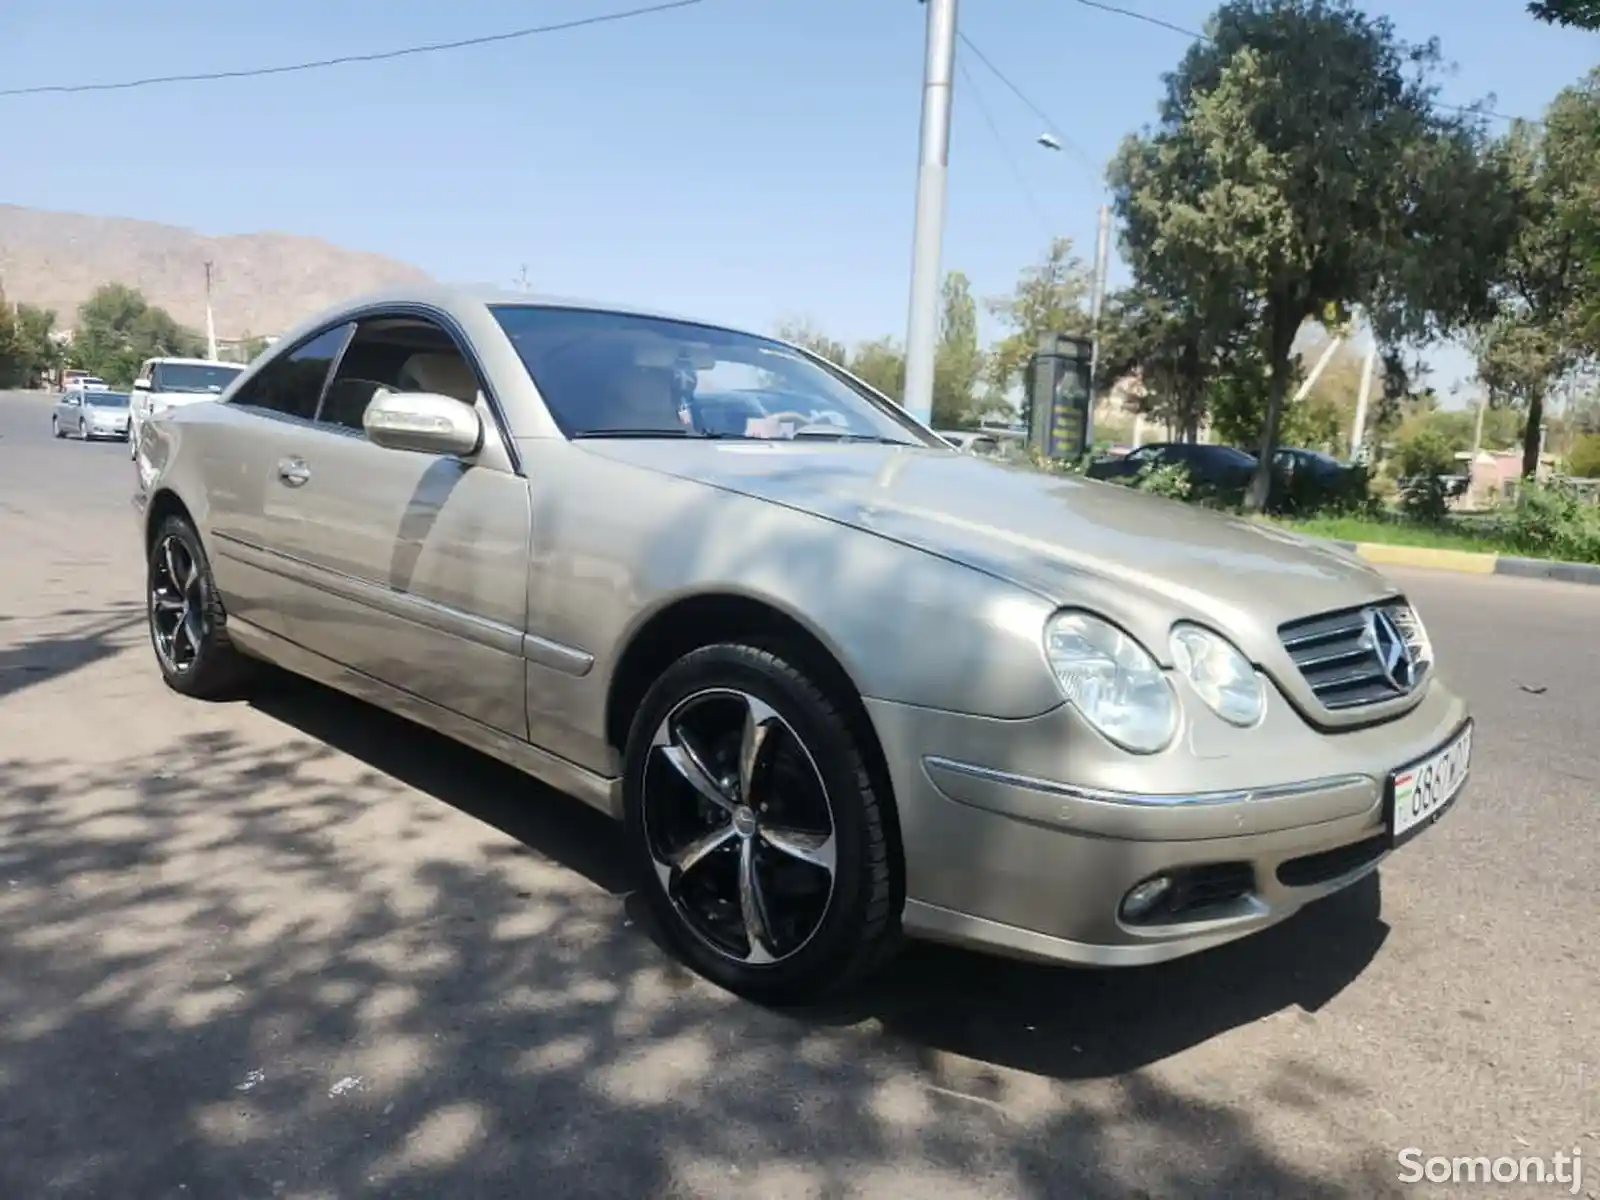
(233, 324), (353, 420)
(318, 316), (481, 434)
(136, 361), (154, 389)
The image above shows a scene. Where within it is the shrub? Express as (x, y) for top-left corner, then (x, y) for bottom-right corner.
(1566, 434), (1600, 479)
(1493, 479), (1600, 564)
(1394, 425), (1461, 523)
(1271, 460), (1376, 518)
(1132, 462), (1193, 501)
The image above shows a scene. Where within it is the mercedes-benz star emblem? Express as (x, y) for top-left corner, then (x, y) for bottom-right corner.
(1364, 607), (1414, 692)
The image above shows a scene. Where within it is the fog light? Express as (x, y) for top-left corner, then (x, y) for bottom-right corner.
(1120, 875), (1174, 921)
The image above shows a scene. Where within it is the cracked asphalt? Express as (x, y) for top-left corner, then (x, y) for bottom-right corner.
(1, 390), (1596, 1199)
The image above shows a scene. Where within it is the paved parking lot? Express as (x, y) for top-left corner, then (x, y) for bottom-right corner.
(2, 390), (1597, 1199)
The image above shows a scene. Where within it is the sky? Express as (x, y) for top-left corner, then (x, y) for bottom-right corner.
(1, 0), (1595, 408)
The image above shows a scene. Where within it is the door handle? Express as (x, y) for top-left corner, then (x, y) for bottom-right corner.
(276, 457), (311, 487)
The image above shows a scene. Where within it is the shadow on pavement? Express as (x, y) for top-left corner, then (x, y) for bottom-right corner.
(252, 671), (1388, 1081)
(0, 603), (144, 700)
(0, 667), (1399, 1198)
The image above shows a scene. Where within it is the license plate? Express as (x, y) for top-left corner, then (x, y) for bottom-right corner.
(1388, 721), (1472, 844)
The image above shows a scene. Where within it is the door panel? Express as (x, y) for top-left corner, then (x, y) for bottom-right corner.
(202, 324), (354, 639)
(193, 405), (306, 640)
(264, 426), (532, 738)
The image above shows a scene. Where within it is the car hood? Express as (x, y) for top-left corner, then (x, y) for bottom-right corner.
(579, 441), (1399, 630)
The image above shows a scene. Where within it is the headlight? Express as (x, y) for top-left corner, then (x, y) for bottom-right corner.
(1044, 612), (1178, 753)
(1169, 624), (1264, 727)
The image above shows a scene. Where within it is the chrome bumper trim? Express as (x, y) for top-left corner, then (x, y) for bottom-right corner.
(922, 755), (1372, 809)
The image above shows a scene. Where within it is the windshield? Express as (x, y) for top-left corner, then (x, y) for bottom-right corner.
(153, 362), (245, 394)
(84, 392), (129, 407)
(491, 305), (938, 446)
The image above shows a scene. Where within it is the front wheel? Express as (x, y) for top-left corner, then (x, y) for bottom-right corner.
(623, 643), (899, 1003)
(78, 418), (88, 440)
(147, 515), (251, 699)
(51, 416), (62, 439)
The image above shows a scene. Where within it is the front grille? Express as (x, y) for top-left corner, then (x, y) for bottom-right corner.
(1278, 601), (1431, 711)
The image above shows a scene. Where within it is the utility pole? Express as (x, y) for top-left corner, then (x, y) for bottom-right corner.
(203, 260), (218, 362)
(902, 0), (958, 426)
(515, 264), (531, 292)
(1471, 394), (1487, 456)
(1086, 203), (1111, 443)
(1293, 336), (1341, 405)
(1349, 333), (1378, 462)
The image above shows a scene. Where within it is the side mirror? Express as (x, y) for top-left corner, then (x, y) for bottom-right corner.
(132, 378), (151, 390)
(363, 388), (483, 457)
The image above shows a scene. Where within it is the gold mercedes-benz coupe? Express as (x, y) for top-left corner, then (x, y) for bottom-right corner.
(133, 286), (1472, 1002)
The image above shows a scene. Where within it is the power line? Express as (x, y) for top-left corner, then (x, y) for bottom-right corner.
(1067, 0), (1532, 125)
(955, 52), (1055, 237)
(954, 32), (1104, 189)
(0, 0), (704, 98)
(1072, 0), (1204, 42)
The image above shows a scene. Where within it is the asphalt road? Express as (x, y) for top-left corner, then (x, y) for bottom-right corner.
(1, 390), (1597, 1200)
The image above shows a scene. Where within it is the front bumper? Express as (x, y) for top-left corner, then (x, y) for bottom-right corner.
(868, 678), (1470, 968)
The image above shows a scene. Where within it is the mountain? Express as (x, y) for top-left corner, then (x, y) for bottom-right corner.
(0, 205), (432, 339)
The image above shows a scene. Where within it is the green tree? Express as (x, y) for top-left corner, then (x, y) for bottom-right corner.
(774, 320), (851, 369)
(0, 288), (19, 386)
(14, 305), (64, 386)
(986, 237), (1092, 426)
(1475, 75), (1600, 476)
(848, 338), (906, 402)
(71, 283), (205, 386)
(931, 271), (987, 427)
(1110, 0), (1516, 510)
(1528, 0), (1600, 28)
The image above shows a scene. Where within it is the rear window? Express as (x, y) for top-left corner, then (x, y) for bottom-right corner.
(152, 362), (246, 395)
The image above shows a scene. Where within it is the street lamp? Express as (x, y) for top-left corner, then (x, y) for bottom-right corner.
(1038, 133), (1111, 435)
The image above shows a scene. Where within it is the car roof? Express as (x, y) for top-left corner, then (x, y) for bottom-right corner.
(147, 356), (245, 367)
(278, 282), (763, 348)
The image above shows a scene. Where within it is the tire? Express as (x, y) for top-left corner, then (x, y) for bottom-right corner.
(51, 416), (62, 439)
(623, 642), (899, 1004)
(147, 514), (251, 699)
(77, 418), (88, 440)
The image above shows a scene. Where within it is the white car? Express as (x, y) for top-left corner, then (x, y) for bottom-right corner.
(129, 357), (247, 460)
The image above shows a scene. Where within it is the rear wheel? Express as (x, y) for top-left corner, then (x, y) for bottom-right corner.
(623, 643), (899, 1003)
(147, 515), (251, 699)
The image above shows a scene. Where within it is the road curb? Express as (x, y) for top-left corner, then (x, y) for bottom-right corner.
(1323, 538), (1600, 587)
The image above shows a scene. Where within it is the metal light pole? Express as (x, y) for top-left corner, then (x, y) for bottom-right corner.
(902, 0), (958, 426)
(1037, 135), (1111, 442)
(203, 260), (218, 362)
(1087, 202), (1110, 440)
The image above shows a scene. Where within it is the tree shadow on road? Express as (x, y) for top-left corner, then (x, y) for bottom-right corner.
(0, 669), (1395, 1197)
(0, 602), (144, 700)
(0, 694), (1403, 1200)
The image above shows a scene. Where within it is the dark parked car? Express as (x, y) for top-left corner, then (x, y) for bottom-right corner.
(1274, 447), (1356, 487)
(1274, 448), (1368, 510)
(1086, 442), (1258, 492)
